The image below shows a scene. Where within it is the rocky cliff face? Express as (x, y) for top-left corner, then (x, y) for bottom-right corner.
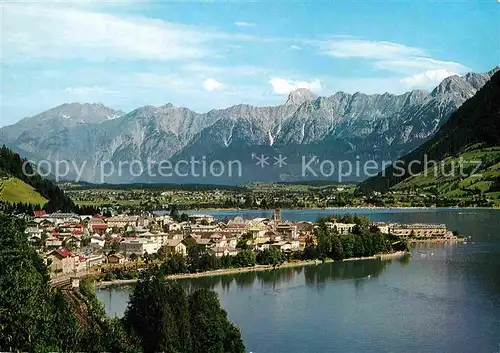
(1, 68), (497, 184)
(360, 70), (500, 192)
(285, 88), (318, 105)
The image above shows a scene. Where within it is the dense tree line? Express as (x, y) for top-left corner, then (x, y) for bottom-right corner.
(0, 145), (76, 212)
(0, 214), (86, 351)
(0, 200), (99, 216)
(489, 176), (500, 192)
(0, 201), (42, 215)
(124, 268), (245, 353)
(103, 246), (287, 283)
(0, 214), (245, 352)
(303, 215), (401, 261)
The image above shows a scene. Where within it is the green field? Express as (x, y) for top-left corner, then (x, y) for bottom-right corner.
(75, 199), (142, 206)
(0, 178), (48, 205)
(392, 148), (500, 205)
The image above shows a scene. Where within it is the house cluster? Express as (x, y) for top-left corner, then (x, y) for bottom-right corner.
(26, 209), (313, 275)
(25, 208), (456, 275)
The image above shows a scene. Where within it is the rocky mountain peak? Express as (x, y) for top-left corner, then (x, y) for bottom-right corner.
(285, 88), (318, 105)
(432, 68), (498, 98)
(161, 103), (175, 109)
(431, 75), (466, 97)
(405, 89), (430, 105)
(488, 66), (500, 76)
(32, 102), (124, 124)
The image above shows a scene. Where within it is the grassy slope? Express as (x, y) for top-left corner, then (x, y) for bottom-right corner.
(0, 177), (48, 205)
(392, 147), (500, 205)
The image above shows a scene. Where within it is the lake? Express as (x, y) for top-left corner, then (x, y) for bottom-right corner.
(97, 208), (500, 353)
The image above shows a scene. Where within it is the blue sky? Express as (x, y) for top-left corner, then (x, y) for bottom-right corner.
(1, 0), (499, 127)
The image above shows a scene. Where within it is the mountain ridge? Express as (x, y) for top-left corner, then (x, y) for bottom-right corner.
(359, 70), (500, 192)
(1, 68), (498, 184)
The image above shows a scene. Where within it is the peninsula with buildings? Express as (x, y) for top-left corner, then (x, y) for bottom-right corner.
(20, 208), (460, 284)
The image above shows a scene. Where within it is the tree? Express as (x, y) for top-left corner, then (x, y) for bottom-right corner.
(0, 215), (60, 351)
(125, 268), (245, 353)
(187, 244), (204, 272)
(353, 233), (366, 257)
(0, 214), (244, 353)
(143, 251), (152, 264)
(164, 281), (192, 352)
(233, 249), (256, 267)
(189, 289), (244, 353)
(236, 238), (250, 250)
(341, 234), (355, 258)
(161, 253), (188, 275)
(129, 253), (138, 262)
(302, 236), (318, 260)
(256, 247), (284, 266)
(315, 223), (331, 260)
(110, 241), (120, 252)
(170, 205), (181, 222)
(79, 279), (137, 352)
(330, 234), (344, 260)
(124, 268), (182, 352)
(180, 213), (189, 222)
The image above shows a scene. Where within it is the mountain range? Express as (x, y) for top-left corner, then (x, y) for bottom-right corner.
(1, 67), (498, 184)
(360, 70), (500, 194)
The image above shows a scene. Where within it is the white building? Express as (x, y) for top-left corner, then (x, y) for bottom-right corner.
(106, 215), (139, 228)
(211, 247), (239, 257)
(90, 235), (106, 248)
(325, 221), (356, 235)
(188, 214), (216, 224)
(120, 238), (161, 256)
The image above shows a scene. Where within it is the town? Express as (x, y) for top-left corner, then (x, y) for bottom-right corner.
(62, 180), (498, 214)
(21, 208), (459, 281)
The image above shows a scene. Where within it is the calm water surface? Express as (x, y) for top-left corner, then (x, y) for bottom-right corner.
(97, 209), (500, 353)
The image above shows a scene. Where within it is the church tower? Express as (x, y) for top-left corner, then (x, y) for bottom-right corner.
(273, 208), (281, 222)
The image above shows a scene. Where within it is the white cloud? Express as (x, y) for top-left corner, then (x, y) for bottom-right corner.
(374, 57), (466, 74)
(1, 4), (238, 62)
(400, 69), (458, 86)
(269, 78), (321, 95)
(318, 39), (424, 60)
(289, 44), (301, 50)
(234, 21), (256, 27)
(203, 78), (224, 92)
(315, 38), (468, 76)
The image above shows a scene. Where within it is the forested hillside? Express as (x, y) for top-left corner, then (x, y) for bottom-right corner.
(0, 214), (245, 352)
(360, 71), (500, 192)
(0, 145), (76, 212)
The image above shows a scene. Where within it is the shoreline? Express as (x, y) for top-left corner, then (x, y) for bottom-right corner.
(96, 251), (407, 288)
(410, 237), (465, 243)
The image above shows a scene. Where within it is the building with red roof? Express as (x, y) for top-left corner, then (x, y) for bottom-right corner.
(47, 249), (75, 274)
(72, 230), (84, 237)
(34, 210), (47, 217)
(91, 224), (108, 235)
